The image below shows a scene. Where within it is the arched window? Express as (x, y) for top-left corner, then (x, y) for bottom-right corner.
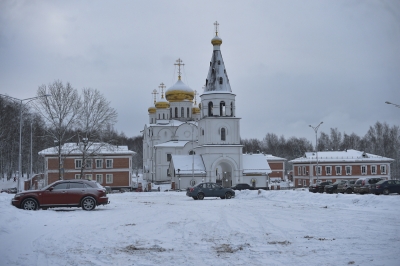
(181, 107), (184, 117)
(221, 128), (226, 141)
(208, 102), (213, 116)
(206, 79), (208, 86)
(158, 114), (160, 119)
(220, 101), (225, 116)
(187, 107), (190, 117)
(219, 77), (223, 84)
(218, 60), (221, 65)
(230, 102), (233, 117)
(163, 113), (165, 119)
(212, 68), (215, 74)
(189, 150), (195, 155)
(170, 108), (172, 118)
(175, 107), (178, 118)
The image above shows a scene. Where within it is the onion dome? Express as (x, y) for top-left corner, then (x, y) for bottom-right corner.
(165, 79), (194, 102)
(211, 35), (222, 46)
(148, 106), (156, 114)
(155, 95), (170, 109)
(192, 105), (200, 114)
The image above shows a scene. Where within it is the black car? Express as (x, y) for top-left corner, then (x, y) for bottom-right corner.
(186, 182), (235, 200)
(231, 183), (254, 190)
(370, 180), (400, 195)
(309, 181), (333, 193)
(324, 180), (347, 194)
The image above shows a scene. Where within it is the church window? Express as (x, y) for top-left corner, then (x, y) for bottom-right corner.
(151, 118), (153, 124)
(219, 77), (223, 84)
(230, 102), (233, 116)
(167, 154), (171, 162)
(170, 108), (172, 118)
(212, 68), (215, 74)
(202, 129), (204, 135)
(189, 150), (195, 155)
(187, 107), (190, 117)
(224, 69), (226, 73)
(210, 62), (212, 66)
(175, 107), (178, 118)
(220, 101), (226, 116)
(218, 60), (221, 65)
(208, 102), (213, 116)
(158, 114), (160, 119)
(206, 79), (208, 86)
(163, 113), (165, 119)
(221, 128), (226, 141)
(181, 107), (184, 117)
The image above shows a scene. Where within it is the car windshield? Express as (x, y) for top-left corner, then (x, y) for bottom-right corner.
(333, 181), (341, 185)
(376, 180), (386, 185)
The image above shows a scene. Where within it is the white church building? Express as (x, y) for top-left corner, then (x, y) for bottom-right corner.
(143, 23), (271, 189)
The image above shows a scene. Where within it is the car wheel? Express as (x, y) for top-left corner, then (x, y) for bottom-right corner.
(22, 198), (38, 210)
(192, 197), (198, 200)
(225, 192), (232, 199)
(345, 189), (352, 194)
(81, 196), (96, 211)
(197, 193), (204, 200)
(383, 189), (390, 195)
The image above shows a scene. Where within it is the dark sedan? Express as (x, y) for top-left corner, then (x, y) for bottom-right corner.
(324, 180), (347, 194)
(309, 181), (333, 193)
(186, 182), (235, 200)
(11, 179), (109, 211)
(370, 180), (400, 195)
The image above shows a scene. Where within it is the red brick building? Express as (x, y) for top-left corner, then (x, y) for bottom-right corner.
(39, 143), (135, 189)
(265, 154), (286, 181)
(290, 149), (394, 188)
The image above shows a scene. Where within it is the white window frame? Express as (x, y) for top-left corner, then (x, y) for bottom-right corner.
(75, 174), (81, 179)
(85, 159), (92, 169)
(96, 159), (103, 169)
(85, 174), (92, 180)
(96, 174), (103, 183)
(316, 166), (322, 176)
(380, 165), (386, 174)
(75, 159), (82, 169)
(335, 166), (341, 175)
(303, 180), (307, 186)
(361, 165), (367, 175)
(298, 179), (301, 185)
(298, 166), (302, 175)
(371, 165), (377, 175)
(345, 166), (352, 175)
(106, 159), (113, 169)
(106, 174), (113, 184)
(326, 166), (332, 176)
(302, 166), (307, 175)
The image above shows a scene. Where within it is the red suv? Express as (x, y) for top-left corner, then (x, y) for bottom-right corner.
(11, 179), (109, 211)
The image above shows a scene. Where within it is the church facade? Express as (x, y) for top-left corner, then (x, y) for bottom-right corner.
(143, 23), (271, 189)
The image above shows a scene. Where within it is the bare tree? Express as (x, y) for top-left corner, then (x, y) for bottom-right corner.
(34, 80), (81, 179)
(76, 88), (118, 178)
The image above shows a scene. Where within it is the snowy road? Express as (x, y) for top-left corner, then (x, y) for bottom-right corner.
(1, 190), (399, 266)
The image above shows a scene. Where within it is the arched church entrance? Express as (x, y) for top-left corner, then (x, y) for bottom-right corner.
(216, 161), (232, 188)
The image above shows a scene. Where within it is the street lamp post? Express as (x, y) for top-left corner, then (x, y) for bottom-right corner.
(385, 101), (399, 179)
(178, 169), (181, 191)
(385, 101), (400, 109)
(0, 93), (51, 192)
(309, 122), (323, 184)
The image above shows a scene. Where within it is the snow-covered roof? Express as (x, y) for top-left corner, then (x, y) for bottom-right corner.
(145, 119), (197, 128)
(290, 149), (393, 163)
(171, 155), (206, 174)
(242, 154), (272, 174)
(38, 142), (135, 156)
(264, 154), (287, 161)
(155, 141), (190, 148)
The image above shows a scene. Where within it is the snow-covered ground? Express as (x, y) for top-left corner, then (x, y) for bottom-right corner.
(0, 179), (399, 266)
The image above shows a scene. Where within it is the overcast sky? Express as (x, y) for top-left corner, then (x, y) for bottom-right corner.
(1, 0), (399, 144)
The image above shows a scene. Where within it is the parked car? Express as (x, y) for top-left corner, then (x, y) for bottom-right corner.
(7, 187), (17, 194)
(337, 180), (356, 194)
(370, 180), (400, 195)
(324, 180), (347, 194)
(11, 179), (109, 211)
(1, 188), (8, 193)
(353, 177), (383, 194)
(186, 182), (235, 200)
(231, 183), (269, 191)
(309, 181), (333, 193)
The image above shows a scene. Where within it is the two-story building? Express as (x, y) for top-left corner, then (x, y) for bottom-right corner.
(38, 143), (135, 190)
(290, 149), (394, 188)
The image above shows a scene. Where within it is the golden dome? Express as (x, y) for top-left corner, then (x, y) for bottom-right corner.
(165, 79), (194, 102)
(192, 106), (200, 114)
(211, 35), (222, 46)
(155, 99), (170, 109)
(148, 106), (156, 114)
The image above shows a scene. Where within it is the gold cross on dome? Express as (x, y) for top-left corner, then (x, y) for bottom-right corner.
(214, 21), (219, 35)
(194, 90), (198, 104)
(152, 89), (158, 104)
(174, 58), (185, 80)
(159, 82), (166, 98)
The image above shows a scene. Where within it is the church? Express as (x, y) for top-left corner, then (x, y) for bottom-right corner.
(143, 23), (271, 189)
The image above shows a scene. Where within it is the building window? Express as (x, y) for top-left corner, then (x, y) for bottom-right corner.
(190, 179), (196, 186)
(167, 154), (171, 162)
(326, 166), (332, 175)
(361, 165), (367, 175)
(96, 174), (103, 183)
(221, 128), (226, 141)
(220, 101), (225, 116)
(380, 165), (386, 174)
(298, 179), (301, 185)
(75, 174), (81, 179)
(175, 107), (178, 118)
(181, 107), (184, 117)
(303, 180), (307, 186)
(163, 113), (165, 119)
(208, 102), (213, 116)
(202, 129), (204, 135)
(219, 77), (223, 84)
(75, 159), (82, 169)
(187, 107), (190, 117)
(346, 166), (352, 175)
(106, 159), (113, 168)
(302, 166), (307, 175)
(158, 114), (160, 119)
(95, 159), (103, 169)
(230, 102), (233, 116)
(297, 166), (302, 175)
(316, 166), (322, 176)
(218, 60), (221, 65)
(85, 159), (92, 169)
(85, 174), (92, 180)
(336, 166), (341, 175)
(371, 165), (377, 175)
(106, 174), (113, 184)
(170, 108), (172, 118)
